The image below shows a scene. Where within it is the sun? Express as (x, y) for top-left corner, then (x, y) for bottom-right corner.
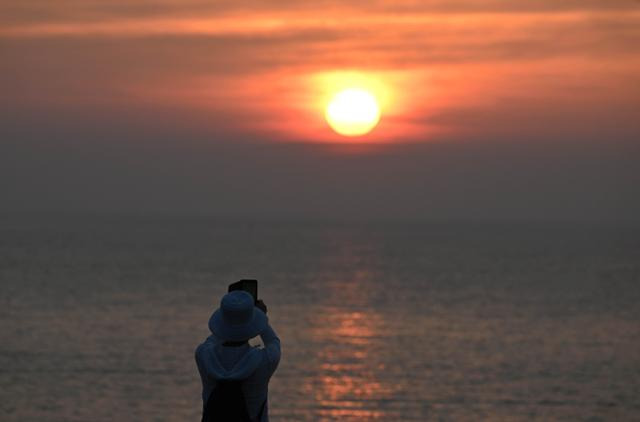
(325, 88), (381, 137)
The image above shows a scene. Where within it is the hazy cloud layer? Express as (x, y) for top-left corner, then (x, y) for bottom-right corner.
(2, 0), (639, 26)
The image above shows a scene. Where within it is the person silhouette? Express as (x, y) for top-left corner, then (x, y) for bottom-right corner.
(195, 290), (281, 422)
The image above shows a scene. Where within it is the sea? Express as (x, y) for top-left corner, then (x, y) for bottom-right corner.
(1, 217), (639, 421)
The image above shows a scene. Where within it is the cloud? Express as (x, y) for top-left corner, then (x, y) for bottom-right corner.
(2, 0), (638, 27)
(2, 127), (639, 221)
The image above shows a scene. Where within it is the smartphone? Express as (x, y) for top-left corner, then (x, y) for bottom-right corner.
(228, 279), (258, 304)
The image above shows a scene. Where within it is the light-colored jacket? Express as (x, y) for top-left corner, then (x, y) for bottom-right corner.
(195, 324), (281, 422)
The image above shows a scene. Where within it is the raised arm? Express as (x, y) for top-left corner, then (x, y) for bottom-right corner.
(260, 323), (281, 375)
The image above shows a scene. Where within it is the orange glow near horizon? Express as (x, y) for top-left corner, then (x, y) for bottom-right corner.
(174, 69), (425, 144)
(296, 70), (423, 143)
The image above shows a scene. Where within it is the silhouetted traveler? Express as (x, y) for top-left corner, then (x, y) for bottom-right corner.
(196, 290), (280, 422)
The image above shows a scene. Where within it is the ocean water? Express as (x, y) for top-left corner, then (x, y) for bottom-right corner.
(1, 218), (639, 421)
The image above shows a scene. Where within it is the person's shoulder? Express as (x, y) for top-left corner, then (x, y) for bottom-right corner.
(195, 335), (217, 359)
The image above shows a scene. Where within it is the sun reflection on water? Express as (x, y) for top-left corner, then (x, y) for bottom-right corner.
(304, 309), (397, 420)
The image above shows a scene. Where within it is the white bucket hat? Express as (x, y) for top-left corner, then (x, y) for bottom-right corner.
(208, 290), (267, 341)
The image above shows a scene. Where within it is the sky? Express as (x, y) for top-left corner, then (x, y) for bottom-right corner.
(1, 0), (639, 222)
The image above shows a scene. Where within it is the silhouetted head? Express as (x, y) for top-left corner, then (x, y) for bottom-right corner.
(209, 290), (267, 341)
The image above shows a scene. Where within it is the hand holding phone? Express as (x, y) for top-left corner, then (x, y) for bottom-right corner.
(255, 299), (267, 314)
(228, 279), (258, 304)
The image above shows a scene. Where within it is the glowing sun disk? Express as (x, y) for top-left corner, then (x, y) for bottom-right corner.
(325, 89), (381, 137)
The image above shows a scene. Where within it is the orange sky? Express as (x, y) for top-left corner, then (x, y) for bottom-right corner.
(2, 0), (639, 144)
(1, 1), (639, 220)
